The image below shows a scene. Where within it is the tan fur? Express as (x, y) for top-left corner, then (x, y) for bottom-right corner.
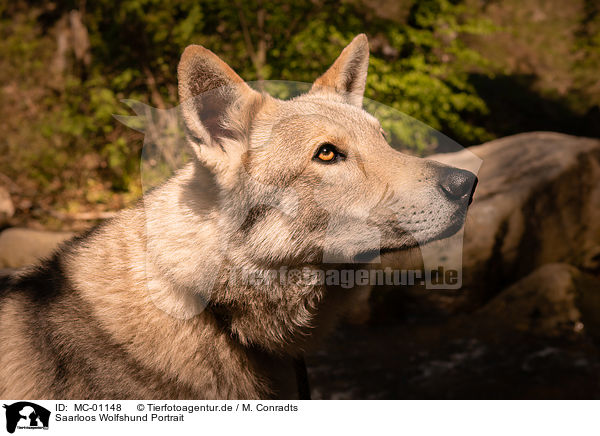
(0, 35), (475, 399)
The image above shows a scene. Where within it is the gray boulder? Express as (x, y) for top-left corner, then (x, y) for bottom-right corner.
(439, 132), (600, 309)
(473, 263), (600, 337)
(0, 228), (74, 268)
(377, 132), (600, 313)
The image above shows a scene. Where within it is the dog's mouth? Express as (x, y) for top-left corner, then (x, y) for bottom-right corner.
(354, 207), (468, 262)
(352, 247), (402, 262)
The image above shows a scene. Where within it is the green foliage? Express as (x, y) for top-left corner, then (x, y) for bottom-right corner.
(0, 0), (511, 207)
(572, 0), (600, 109)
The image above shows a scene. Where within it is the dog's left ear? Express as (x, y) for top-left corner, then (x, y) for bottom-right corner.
(178, 45), (261, 170)
(309, 34), (369, 107)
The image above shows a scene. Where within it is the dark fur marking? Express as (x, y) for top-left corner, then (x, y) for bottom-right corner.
(239, 204), (273, 234)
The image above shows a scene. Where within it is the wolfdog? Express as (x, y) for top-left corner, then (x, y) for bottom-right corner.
(0, 34), (476, 399)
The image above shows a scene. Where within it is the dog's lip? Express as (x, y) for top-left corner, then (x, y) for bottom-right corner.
(352, 248), (394, 262)
(354, 240), (419, 261)
(352, 244), (418, 262)
(378, 209), (467, 252)
(435, 219), (465, 240)
(353, 206), (469, 260)
(421, 209), (467, 242)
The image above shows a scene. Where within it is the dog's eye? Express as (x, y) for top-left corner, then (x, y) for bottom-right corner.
(314, 144), (344, 163)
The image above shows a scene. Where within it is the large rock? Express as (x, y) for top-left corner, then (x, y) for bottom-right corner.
(473, 263), (600, 337)
(379, 132), (600, 313)
(0, 228), (74, 268)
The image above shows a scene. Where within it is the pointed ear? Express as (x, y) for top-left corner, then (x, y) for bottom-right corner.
(309, 34), (370, 107)
(178, 45), (259, 150)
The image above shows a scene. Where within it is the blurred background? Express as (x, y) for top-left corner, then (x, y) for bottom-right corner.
(1, 0), (599, 229)
(1, 0), (599, 398)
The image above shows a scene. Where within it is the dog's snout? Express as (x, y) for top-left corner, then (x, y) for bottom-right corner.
(439, 168), (478, 204)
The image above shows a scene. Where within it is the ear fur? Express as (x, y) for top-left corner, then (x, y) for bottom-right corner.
(177, 45), (259, 150)
(310, 34), (370, 107)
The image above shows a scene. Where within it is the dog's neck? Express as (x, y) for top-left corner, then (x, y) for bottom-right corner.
(137, 162), (341, 354)
(65, 163), (357, 398)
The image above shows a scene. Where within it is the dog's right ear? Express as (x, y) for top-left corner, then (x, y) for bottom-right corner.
(178, 45), (260, 168)
(309, 34), (369, 107)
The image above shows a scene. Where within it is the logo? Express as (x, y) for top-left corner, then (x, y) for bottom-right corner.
(2, 403), (50, 434)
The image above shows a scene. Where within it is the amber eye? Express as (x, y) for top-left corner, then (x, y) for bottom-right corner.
(314, 143), (343, 163)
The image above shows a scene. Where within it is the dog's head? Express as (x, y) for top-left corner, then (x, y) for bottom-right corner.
(178, 34), (477, 266)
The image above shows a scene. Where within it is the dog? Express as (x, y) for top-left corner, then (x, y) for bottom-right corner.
(0, 34), (477, 399)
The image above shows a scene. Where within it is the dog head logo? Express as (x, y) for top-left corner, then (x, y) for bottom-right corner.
(3, 403), (50, 434)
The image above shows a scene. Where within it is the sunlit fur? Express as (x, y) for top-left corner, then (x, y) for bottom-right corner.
(0, 35), (471, 399)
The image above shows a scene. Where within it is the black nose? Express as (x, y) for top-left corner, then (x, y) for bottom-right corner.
(439, 168), (478, 204)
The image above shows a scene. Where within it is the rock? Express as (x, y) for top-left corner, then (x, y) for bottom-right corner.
(0, 268), (15, 278)
(378, 132), (600, 313)
(0, 228), (74, 268)
(0, 186), (14, 226)
(473, 263), (600, 337)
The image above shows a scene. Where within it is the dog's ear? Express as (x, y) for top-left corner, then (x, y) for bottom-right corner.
(309, 34), (369, 107)
(178, 45), (260, 160)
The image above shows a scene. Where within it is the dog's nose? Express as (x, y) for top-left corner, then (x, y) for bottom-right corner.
(440, 168), (478, 204)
